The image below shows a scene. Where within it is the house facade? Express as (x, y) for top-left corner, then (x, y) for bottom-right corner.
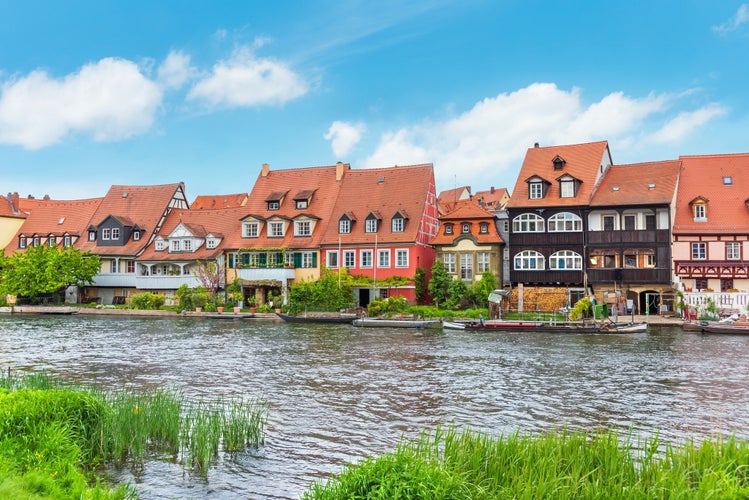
(0, 192), (28, 251)
(320, 164), (439, 306)
(430, 200), (504, 286)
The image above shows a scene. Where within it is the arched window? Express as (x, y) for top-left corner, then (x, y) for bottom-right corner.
(549, 250), (583, 270)
(548, 212), (582, 232)
(512, 213), (545, 233)
(514, 250), (545, 270)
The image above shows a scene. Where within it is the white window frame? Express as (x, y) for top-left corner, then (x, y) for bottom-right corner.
(549, 250), (583, 270)
(268, 221), (285, 237)
(133, 231), (141, 241)
(692, 242), (706, 260)
(560, 180), (574, 198)
(361, 250), (373, 268)
(460, 253), (473, 280)
(301, 252), (314, 268)
(462, 223), (470, 234)
(378, 249), (390, 268)
(111, 227), (120, 240)
(727, 242), (741, 260)
(48, 235), (56, 247)
(294, 220), (311, 237)
(339, 219), (351, 234)
(268, 201), (280, 210)
(344, 250), (356, 268)
(477, 252), (490, 273)
(19, 236), (27, 249)
(155, 239), (165, 251)
(206, 238), (217, 249)
(529, 182), (543, 199)
(63, 235), (71, 247)
(512, 213), (545, 233)
(514, 250), (545, 270)
(243, 222), (259, 238)
(391, 217), (405, 232)
(89, 231), (96, 241)
(443, 253), (456, 273)
(365, 218), (378, 233)
(395, 249), (408, 268)
(327, 250), (339, 269)
(170, 240), (180, 252)
(296, 200), (308, 209)
(102, 228), (111, 240)
(548, 212), (582, 232)
(694, 204), (706, 221)
(183, 239), (192, 251)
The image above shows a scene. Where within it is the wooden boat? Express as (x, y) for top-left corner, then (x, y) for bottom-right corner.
(352, 318), (442, 329)
(444, 319), (647, 334)
(701, 321), (749, 334)
(276, 312), (357, 324)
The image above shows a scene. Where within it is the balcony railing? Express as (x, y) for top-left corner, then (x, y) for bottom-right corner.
(135, 275), (203, 290)
(236, 267), (296, 282)
(586, 229), (670, 244)
(91, 273), (138, 288)
(587, 267), (671, 284)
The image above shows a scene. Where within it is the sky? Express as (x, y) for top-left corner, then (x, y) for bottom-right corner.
(1, 1), (748, 203)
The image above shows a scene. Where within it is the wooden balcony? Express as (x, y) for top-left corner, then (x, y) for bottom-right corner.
(586, 229), (670, 245)
(587, 267), (671, 285)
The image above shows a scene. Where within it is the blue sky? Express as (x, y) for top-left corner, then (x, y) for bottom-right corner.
(1, 1), (748, 202)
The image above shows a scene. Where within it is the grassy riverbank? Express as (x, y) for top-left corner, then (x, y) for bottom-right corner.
(305, 427), (749, 498)
(0, 371), (267, 498)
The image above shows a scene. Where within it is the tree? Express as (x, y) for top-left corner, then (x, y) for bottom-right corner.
(0, 245), (100, 302)
(469, 271), (497, 308)
(193, 260), (224, 299)
(414, 267), (427, 305)
(428, 260), (452, 307)
(288, 269), (355, 315)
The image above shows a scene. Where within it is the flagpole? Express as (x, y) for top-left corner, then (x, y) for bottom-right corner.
(338, 237), (341, 289)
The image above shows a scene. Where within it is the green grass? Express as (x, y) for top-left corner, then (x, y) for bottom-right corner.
(304, 427), (749, 499)
(0, 370), (267, 497)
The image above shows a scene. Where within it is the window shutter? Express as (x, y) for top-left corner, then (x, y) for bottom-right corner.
(259, 253), (267, 265)
(228, 254), (235, 268)
(312, 252), (318, 267)
(293, 252), (302, 268)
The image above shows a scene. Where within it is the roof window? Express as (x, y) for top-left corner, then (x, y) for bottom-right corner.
(723, 176), (733, 185)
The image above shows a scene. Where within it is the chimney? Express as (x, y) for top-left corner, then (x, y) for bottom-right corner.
(534, 142), (540, 148)
(43, 194), (50, 200)
(490, 186), (495, 193)
(261, 163), (270, 177)
(335, 161), (346, 181)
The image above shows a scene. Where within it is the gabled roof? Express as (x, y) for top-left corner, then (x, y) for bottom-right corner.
(77, 183), (187, 256)
(243, 163), (349, 248)
(473, 187), (510, 210)
(430, 200), (504, 246)
(507, 141), (611, 209)
(673, 152), (749, 234)
(590, 160), (681, 206)
(321, 164), (436, 245)
(4, 198), (103, 255)
(191, 193), (249, 210)
(437, 185), (471, 215)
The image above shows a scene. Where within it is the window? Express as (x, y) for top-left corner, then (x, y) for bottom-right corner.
(327, 250), (339, 269)
(126, 261), (135, 273)
(392, 217), (405, 232)
(694, 205), (706, 221)
(444, 224), (453, 235)
(268, 201), (280, 210)
(361, 250), (373, 268)
(503, 221), (509, 232)
(645, 214), (656, 230)
(110, 260), (118, 273)
(514, 250), (545, 270)
(33, 235), (40, 247)
(512, 213), (545, 233)
(339, 219), (351, 234)
(63, 235), (71, 247)
(133, 231), (140, 241)
(460, 253), (473, 280)
(170, 240), (180, 252)
(721, 279), (734, 292)
(644, 254), (655, 268)
(462, 223), (470, 234)
(294, 220), (311, 236)
(268, 221), (284, 237)
(395, 249), (408, 268)
(692, 242), (706, 260)
(301, 252), (314, 268)
(479, 223), (489, 234)
(549, 250), (582, 270)
(548, 212), (582, 232)
(102, 228), (111, 240)
(111, 228), (120, 240)
(243, 222), (259, 238)
(19, 236), (27, 249)
(89, 230), (96, 241)
(560, 180), (574, 198)
(378, 249), (390, 268)
(155, 239), (165, 251)
(183, 239), (192, 251)
(477, 252), (490, 272)
(624, 215), (636, 230)
(206, 239), (217, 249)
(365, 218), (378, 233)
(48, 235), (56, 247)
(695, 278), (708, 290)
(444, 253), (456, 273)
(602, 215), (615, 231)
(296, 200), (308, 209)
(529, 182), (543, 199)
(727, 242), (741, 260)
(344, 250), (356, 268)
(723, 176), (733, 185)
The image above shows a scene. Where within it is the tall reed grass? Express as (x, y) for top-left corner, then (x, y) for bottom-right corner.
(305, 426), (749, 499)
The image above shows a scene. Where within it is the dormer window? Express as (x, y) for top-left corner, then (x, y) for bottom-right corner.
(102, 228), (111, 240)
(33, 235), (40, 246)
(479, 223), (489, 234)
(133, 231), (141, 241)
(48, 235), (56, 247)
(530, 182), (543, 199)
(296, 200), (308, 209)
(88, 230), (96, 241)
(560, 180), (574, 198)
(265, 191), (287, 211)
(444, 224), (453, 235)
(723, 176), (733, 185)
(111, 228), (120, 240)
(268, 221), (285, 237)
(243, 221), (259, 238)
(552, 155), (566, 171)
(365, 218), (378, 233)
(155, 238), (166, 251)
(694, 204), (706, 220)
(170, 240), (180, 252)
(63, 235), (72, 247)
(206, 238), (218, 249)
(392, 217), (405, 232)
(462, 223), (470, 234)
(268, 201), (279, 210)
(339, 219), (351, 234)
(294, 220), (312, 237)
(19, 236), (27, 249)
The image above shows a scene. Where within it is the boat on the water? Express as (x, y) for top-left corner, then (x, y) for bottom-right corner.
(700, 321), (749, 335)
(277, 312), (358, 324)
(352, 318), (442, 329)
(443, 319), (647, 334)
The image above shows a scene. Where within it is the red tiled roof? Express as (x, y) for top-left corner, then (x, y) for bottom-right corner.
(437, 186), (471, 214)
(673, 153), (749, 234)
(473, 187), (510, 210)
(430, 200), (504, 245)
(4, 198), (103, 255)
(191, 193), (249, 210)
(591, 160), (681, 206)
(507, 141), (611, 208)
(321, 164), (436, 246)
(77, 183), (187, 256)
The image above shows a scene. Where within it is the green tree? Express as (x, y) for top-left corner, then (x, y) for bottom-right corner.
(414, 267), (427, 305)
(445, 278), (469, 309)
(428, 260), (452, 307)
(0, 246), (100, 302)
(288, 269), (355, 314)
(469, 271), (497, 308)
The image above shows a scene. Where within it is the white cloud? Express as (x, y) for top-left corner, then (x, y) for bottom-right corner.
(0, 58), (162, 149)
(157, 50), (195, 89)
(649, 103), (727, 143)
(713, 4), (749, 34)
(187, 46), (307, 108)
(361, 83), (722, 190)
(324, 120), (365, 157)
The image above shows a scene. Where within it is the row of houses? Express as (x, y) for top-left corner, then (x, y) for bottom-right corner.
(2, 140), (749, 314)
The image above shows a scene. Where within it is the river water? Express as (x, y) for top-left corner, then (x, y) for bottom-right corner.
(1, 314), (748, 499)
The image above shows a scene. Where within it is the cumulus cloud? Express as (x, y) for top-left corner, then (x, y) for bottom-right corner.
(0, 58), (162, 149)
(157, 50), (195, 89)
(361, 83), (722, 189)
(649, 103), (727, 143)
(324, 120), (365, 157)
(713, 4), (749, 33)
(187, 46), (307, 108)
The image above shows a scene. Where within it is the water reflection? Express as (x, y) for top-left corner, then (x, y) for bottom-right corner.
(1, 315), (749, 498)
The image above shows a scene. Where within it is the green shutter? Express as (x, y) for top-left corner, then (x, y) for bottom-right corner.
(312, 252), (318, 268)
(293, 252), (302, 268)
(259, 253), (267, 266)
(228, 254), (235, 268)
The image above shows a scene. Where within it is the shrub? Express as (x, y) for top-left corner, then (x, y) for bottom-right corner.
(130, 292), (166, 310)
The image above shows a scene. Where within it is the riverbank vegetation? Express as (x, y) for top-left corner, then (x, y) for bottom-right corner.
(0, 370), (267, 498)
(305, 426), (749, 499)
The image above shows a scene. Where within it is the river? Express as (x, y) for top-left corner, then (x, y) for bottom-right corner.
(1, 314), (748, 499)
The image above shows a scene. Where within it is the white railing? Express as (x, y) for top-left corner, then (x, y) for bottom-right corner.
(235, 268), (296, 281)
(135, 275), (203, 290)
(91, 273), (138, 288)
(682, 292), (749, 316)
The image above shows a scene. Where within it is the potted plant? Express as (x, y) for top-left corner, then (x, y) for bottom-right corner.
(193, 292), (206, 313)
(247, 296), (257, 314)
(232, 291), (243, 314)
